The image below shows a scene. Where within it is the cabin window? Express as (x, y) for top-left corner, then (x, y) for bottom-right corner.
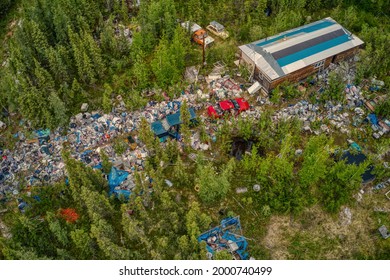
(314, 60), (325, 68)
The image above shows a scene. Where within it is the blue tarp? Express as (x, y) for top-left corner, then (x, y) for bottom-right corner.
(35, 129), (50, 138)
(108, 167), (131, 199)
(108, 167), (129, 189)
(350, 142), (362, 152)
(167, 101), (181, 110)
(75, 131), (81, 144)
(368, 113), (379, 126)
(40, 145), (52, 155)
(91, 113), (101, 120)
(198, 216), (249, 260)
(93, 162), (103, 169)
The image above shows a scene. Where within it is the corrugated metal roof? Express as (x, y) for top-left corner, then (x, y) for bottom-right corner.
(238, 17), (364, 81)
(277, 33), (351, 67)
(281, 35), (363, 74)
(254, 19), (336, 47)
(272, 29), (346, 60)
(151, 121), (166, 136)
(151, 108), (197, 137)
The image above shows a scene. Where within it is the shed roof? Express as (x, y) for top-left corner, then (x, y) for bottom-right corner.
(151, 121), (166, 137)
(239, 17), (364, 81)
(151, 108), (196, 137)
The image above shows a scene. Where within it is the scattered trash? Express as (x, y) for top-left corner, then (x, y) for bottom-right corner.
(165, 179), (173, 187)
(108, 166), (134, 199)
(81, 103), (89, 112)
(373, 178), (390, 190)
(247, 81), (261, 95)
(339, 207), (352, 226)
(347, 140), (362, 152)
(253, 184), (261, 192)
(236, 187), (248, 194)
(378, 225), (390, 239)
(0, 121), (6, 130)
(0, 57), (387, 209)
(185, 66), (199, 83)
(198, 216), (249, 260)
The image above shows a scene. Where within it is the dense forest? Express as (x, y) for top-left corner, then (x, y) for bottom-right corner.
(0, 0), (389, 260)
(1, 0), (389, 127)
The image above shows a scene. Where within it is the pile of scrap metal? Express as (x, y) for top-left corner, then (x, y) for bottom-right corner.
(151, 107), (197, 142)
(198, 216), (249, 260)
(367, 113), (390, 139)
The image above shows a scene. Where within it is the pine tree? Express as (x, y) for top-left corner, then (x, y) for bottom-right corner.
(46, 212), (70, 247)
(70, 229), (96, 259)
(185, 201), (211, 248)
(138, 117), (155, 151)
(90, 217), (130, 260)
(18, 86), (51, 128)
(196, 159), (235, 204)
(169, 26), (187, 81)
(179, 100), (192, 148)
(151, 36), (175, 88)
(102, 83), (113, 113)
(132, 52), (151, 90)
(49, 91), (68, 127)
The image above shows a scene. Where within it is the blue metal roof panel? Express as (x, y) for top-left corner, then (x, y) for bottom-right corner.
(277, 34), (351, 67)
(166, 112), (181, 127)
(151, 121), (166, 136)
(255, 20), (336, 47)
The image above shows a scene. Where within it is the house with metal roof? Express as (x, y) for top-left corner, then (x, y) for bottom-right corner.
(239, 17), (364, 93)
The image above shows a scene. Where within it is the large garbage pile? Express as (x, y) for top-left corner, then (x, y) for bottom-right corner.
(198, 216), (249, 260)
(273, 83), (389, 137)
(0, 94), (207, 197)
(0, 61), (388, 200)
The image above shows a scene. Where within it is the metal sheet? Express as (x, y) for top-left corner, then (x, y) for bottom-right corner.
(272, 29), (345, 60)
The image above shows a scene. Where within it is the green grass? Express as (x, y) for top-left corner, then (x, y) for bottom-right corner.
(288, 231), (339, 259)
